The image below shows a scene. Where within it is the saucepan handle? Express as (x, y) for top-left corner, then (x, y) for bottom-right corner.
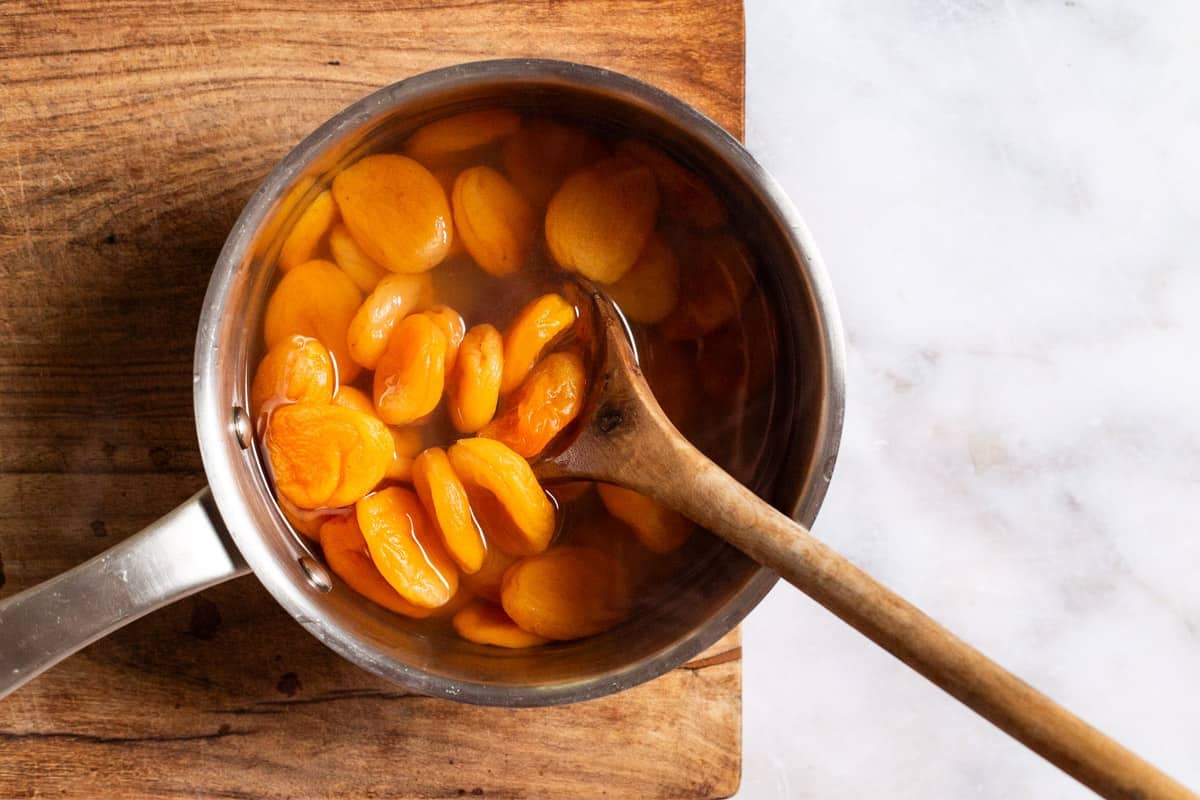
(0, 488), (249, 700)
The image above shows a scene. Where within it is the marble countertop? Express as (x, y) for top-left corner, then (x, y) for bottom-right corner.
(740, 1), (1200, 796)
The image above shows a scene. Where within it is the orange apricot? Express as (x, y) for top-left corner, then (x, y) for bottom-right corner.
(448, 323), (504, 434)
(421, 304), (466, 372)
(331, 385), (375, 415)
(451, 166), (537, 276)
(659, 235), (756, 340)
(462, 541), (517, 603)
(603, 234), (680, 323)
(596, 484), (692, 554)
(501, 547), (632, 640)
(278, 189), (337, 271)
(250, 335), (335, 417)
(278, 496), (332, 542)
(616, 139), (725, 230)
(412, 447), (486, 573)
(452, 600), (548, 648)
(385, 426), (423, 482)
(481, 351), (585, 458)
(329, 222), (388, 292)
(403, 109), (521, 167)
(500, 293), (577, 394)
(265, 402), (393, 509)
(331, 154), (452, 274)
(320, 514), (438, 618)
(545, 155), (658, 283)
(373, 313), (449, 425)
(346, 272), (434, 370)
(264, 259), (362, 383)
(447, 438), (556, 556)
(356, 486), (459, 608)
(501, 119), (608, 208)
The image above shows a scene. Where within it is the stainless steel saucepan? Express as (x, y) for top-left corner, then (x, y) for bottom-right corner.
(0, 59), (845, 705)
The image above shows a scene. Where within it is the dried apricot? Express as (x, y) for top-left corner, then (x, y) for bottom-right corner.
(448, 323), (503, 433)
(320, 514), (438, 618)
(264, 259), (363, 383)
(332, 154), (452, 274)
(421, 304), (466, 372)
(329, 222), (387, 292)
(451, 166), (537, 277)
(279, 496), (332, 542)
(481, 351), (585, 458)
(278, 189), (337, 271)
(659, 235), (755, 340)
(250, 335), (334, 417)
(596, 484), (692, 554)
(331, 385), (375, 415)
(545, 155), (658, 283)
(356, 486), (459, 608)
(412, 447), (486, 573)
(500, 293), (577, 394)
(502, 119), (608, 207)
(265, 402), (393, 509)
(386, 426), (423, 482)
(373, 313), (449, 425)
(452, 600), (548, 648)
(346, 272), (434, 370)
(447, 438), (555, 556)
(404, 109), (521, 167)
(501, 547), (632, 640)
(462, 542), (517, 603)
(603, 234), (680, 323)
(616, 139), (725, 230)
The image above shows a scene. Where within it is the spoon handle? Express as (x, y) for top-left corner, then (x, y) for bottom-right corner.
(609, 421), (1195, 799)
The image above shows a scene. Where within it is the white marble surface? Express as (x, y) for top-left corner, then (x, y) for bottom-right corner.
(740, 1), (1200, 796)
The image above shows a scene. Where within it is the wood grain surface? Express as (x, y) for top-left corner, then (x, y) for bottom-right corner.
(0, 2), (745, 798)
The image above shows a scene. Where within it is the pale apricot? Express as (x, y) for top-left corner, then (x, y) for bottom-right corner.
(250, 335), (335, 417)
(452, 600), (548, 648)
(597, 484), (692, 554)
(545, 156), (658, 283)
(603, 234), (680, 323)
(500, 293), (577, 394)
(346, 272), (434, 370)
(356, 486), (459, 608)
(451, 166), (537, 277)
(329, 222), (388, 292)
(264, 259), (362, 383)
(320, 514), (438, 618)
(373, 314), (448, 425)
(501, 547), (632, 640)
(332, 154), (452, 273)
(448, 323), (504, 434)
(265, 402), (393, 509)
(481, 351), (585, 458)
(412, 447), (486, 573)
(447, 438), (556, 556)
(403, 109), (521, 167)
(278, 190), (337, 271)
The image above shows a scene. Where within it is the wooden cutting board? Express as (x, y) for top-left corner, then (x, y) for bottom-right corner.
(0, 2), (745, 798)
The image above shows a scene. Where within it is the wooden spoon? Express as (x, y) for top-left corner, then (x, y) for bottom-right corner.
(535, 283), (1196, 800)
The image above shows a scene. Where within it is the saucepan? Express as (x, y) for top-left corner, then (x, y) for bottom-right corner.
(0, 59), (845, 705)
